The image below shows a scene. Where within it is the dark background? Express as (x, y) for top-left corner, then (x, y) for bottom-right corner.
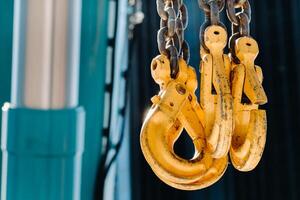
(130, 0), (300, 200)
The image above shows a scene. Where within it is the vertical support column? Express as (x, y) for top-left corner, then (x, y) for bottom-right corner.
(11, 0), (81, 109)
(1, 0), (85, 200)
(0, 0), (14, 191)
(104, 0), (132, 199)
(79, 0), (109, 199)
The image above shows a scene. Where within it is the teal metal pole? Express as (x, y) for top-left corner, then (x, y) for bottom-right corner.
(1, 106), (85, 200)
(0, 1), (13, 117)
(0, 0), (13, 189)
(79, 0), (109, 199)
(1, 0), (85, 199)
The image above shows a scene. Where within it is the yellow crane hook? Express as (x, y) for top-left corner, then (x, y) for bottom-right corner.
(200, 25), (233, 158)
(229, 36), (268, 171)
(140, 55), (228, 190)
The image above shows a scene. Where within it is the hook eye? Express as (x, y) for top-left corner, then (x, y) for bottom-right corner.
(204, 25), (227, 50)
(151, 55), (171, 87)
(235, 36), (259, 61)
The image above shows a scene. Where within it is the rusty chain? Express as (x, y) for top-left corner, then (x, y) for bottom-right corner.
(157, 0), (190, 78)
(198, 0), (226, 51)
(155, 0), (252, 65)
(226, 0), (252, 63)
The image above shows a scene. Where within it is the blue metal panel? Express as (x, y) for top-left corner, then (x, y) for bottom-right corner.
(1, 106), (85, 200)
(0, 1), (110, 199)
(104, 0), (132, 199)
(1, 1), (86, 199)
(0, 0), (13, 190)
(79, 0), (109, 199)
(0, 2), (13, 92)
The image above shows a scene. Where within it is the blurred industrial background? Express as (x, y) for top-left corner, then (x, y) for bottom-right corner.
(0, 0), (299, 200)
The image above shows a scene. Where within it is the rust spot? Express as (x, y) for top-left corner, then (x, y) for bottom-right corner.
(152, 61), (157, 70)
(176, 84), (186, 95)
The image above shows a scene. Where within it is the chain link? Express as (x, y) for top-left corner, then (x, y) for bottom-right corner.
(156, 0), (190, 78)
(226, 0), (252, 63)
(198, 0), (225, 52)
(226, 0), (251, 26)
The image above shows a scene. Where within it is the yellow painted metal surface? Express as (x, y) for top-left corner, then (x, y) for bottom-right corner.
(229, 36), (267, 171)
(140, 27), (267, 190)
(140, 55), (228, 190)
(200, 25), (233, 159)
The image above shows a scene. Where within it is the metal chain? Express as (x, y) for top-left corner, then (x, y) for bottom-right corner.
(157, 0), (190, 78)
(198, 0), (225, 51)
(226, 0), (252, 63)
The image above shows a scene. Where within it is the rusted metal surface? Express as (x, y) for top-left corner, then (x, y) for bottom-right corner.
(140, 55), (228, 190)
(200, 25), (233, 159)
(140, 0), (268, 190)
(156, 0), (190, 78)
